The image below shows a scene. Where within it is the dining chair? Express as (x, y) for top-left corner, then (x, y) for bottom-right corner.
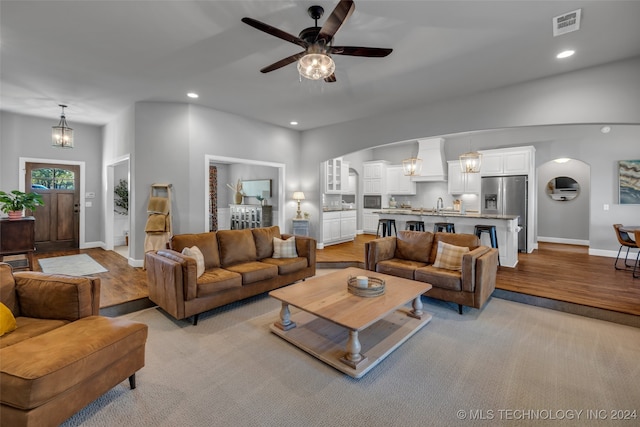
(613, 224), (637, 270)
(634, 229), (640, 279)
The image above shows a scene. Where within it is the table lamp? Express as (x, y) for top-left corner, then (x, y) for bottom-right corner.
(293, 192), (305, 219)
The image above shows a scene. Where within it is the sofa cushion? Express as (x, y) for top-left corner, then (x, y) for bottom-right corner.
(0, 302), (17, 337)
(224, 261), (278, 285)
(196, 268), (242, 297)
(415, 265), (462, 291)
(395, 231), (433, 263)
(429, 232), (480, 264)
(171, 232), (220, 269)
(376, 258), (427, 280)
(15, 275), (96, 321)
(273, 236), (298, 258)
(217, 229), (258, 267)
(252, 226), (281, 259)
(433, 241), (470, 271)
(262, 257), (308, 275)
(0, 317), (69, 349)
(0, 316), (147, 410)
(182, 246), (205, 278)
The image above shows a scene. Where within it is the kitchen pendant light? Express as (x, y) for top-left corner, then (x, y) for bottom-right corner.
(402, 156), (422, 176)
(52, 104), (74, 148)
(459, 138), (481, 173)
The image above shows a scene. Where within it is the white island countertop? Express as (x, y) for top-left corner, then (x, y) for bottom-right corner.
(374, 209), (521, 267)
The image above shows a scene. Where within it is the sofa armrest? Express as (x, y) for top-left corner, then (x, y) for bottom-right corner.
(13, 272), (100, 320)
(282, 234), (317, 267)
(147, 249), (198, 301)
(461, 246), (497, 294)
(364, 237), (397, 271)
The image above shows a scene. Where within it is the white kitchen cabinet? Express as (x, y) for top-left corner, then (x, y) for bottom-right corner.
(386, 165), (416, 195)
(479, 147), (533, 176)
(448, 161), (480, 194)
(363, 209), (380, 234)
(340, 210), (357, 239)
(323, 210), (356, 245)
(363, 161), (388, 195)
(324, 157), (344, 194)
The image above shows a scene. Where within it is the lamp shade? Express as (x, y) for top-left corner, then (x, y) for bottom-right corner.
(297, 54), (335, 80)
(459, 151), (482, 173)
(402, 157), (422, 176)
(293, 192), (305, 201)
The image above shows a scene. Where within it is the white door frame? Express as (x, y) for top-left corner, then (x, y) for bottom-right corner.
(203, 155), (286, 231)
(105, 155), (130, 253)
(19, 157), (87, 248)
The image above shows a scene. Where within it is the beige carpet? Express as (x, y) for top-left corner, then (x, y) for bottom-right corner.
(60, 289), (640, 427)
(38, 254), (107, 276)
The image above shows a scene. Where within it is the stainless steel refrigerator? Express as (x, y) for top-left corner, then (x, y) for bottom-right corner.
(481, 175), (527, 252)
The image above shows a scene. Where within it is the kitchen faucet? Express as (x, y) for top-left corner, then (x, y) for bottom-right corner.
(436, 197), (444, 213)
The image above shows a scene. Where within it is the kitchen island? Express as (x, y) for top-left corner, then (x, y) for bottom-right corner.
(374, 209), (520, 267)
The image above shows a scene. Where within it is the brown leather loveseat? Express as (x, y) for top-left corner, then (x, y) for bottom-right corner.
(365, 231), (498, 314)
(145, 226), (316, 325)
(0, 263), (148, 427)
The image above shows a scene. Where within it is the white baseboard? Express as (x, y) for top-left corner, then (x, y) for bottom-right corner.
(129, 258), (144, 268)
(81, 241), (105, 249)
(588, 248), (631, 259)
(537, 236), (589, 246)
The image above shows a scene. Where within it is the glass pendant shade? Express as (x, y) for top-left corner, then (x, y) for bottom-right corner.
(52, 105), (74, 148)
(402, 157), (422, 176)
(297, 54), (335, 80)
(459, 151), (482, 173)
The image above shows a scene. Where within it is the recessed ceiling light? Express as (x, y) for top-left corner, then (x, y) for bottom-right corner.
(600, 125), (611, 134)
(187, 92), (199, 99)
(290, 121), (298, 126)
(556, 50), (575, 59)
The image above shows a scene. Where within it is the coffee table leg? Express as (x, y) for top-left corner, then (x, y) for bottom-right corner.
(274, 302), (296, 331)
(408, 295), (424, 319)
(340, 330), (367, 369)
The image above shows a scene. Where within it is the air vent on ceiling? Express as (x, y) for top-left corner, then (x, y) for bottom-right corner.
(553, 9), (582, 37)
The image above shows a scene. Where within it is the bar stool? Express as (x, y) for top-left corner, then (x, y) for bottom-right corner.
(613, 224), (637, 270)
(475, 225), (500, 266)
(405, 220), (425, 231)
(376, 219), (397, 237)
(434, 222), (455, 233)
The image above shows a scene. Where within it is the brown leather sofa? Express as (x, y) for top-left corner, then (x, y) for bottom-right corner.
(145, 226), (316, 325)
(0, 263), (148, 427)
(365, 231), (499, 314)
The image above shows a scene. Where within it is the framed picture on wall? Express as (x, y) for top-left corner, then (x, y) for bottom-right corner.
(618, 160), (640, 204)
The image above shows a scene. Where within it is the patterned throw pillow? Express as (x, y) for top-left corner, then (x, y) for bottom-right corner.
(182, 246), (205, 277)
(0, 302), (17, 337)
(433, 241), (470, 271)
(273, 236), (298, 259)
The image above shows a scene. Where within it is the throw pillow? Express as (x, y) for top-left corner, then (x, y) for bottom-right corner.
(182, 246), (205, 278)
(273, 236), (298, 259)
(433, 241), (470, 271)
(0, 302), (17, 336)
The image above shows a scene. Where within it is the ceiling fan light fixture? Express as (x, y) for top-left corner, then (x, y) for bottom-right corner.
(297, 53), (335, 80)
(51, 104), (74, 148)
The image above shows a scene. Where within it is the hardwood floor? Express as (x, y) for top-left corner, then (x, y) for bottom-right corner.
(10, 235), (639, 318)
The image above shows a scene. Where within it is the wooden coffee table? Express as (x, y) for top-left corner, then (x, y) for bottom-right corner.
(269, 267), (432, 378)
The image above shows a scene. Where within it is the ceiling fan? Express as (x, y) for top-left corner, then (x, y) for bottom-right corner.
(241, 0), (392, 82)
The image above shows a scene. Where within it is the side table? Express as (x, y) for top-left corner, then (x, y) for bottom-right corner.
(292, 219), (310, 237)
(0, 216), (36, 271)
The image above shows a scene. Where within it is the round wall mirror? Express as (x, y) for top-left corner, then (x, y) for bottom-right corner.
(546, 176), (580, 201)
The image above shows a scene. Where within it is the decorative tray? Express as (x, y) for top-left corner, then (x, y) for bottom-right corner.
(347, 276), (386, 298)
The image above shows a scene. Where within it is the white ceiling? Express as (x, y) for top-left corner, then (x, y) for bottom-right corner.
(1, 1), (640, 130)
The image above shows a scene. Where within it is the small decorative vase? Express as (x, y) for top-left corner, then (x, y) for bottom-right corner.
(234, 192), (243, 204)
(7, 211), (23, 220)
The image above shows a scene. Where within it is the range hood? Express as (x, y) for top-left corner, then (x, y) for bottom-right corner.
(411, 138), (447, 182)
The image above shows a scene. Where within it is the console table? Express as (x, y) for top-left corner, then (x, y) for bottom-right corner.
(0, 216), (36, 271)
(292, 219), (310, 236)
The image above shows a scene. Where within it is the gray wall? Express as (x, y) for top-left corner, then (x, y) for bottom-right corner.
(300, 58), (640, 253)
(0, 110), (104, 244)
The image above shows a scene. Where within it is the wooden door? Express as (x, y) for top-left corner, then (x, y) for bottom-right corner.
(25, 163), (80, 252)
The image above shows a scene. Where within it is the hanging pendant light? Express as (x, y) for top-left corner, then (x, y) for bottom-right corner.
(52, 104), (74, 148)
(402, 156), (422, 176)
(459, 138), (481, 173)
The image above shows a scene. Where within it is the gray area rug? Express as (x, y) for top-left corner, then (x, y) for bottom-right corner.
(38, 254), (107, 276)
(61, 293), (640, 426)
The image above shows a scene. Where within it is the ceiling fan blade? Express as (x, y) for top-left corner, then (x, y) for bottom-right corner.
(330, 46), (393, 57)
(260, 52), (306, 73)
(241, 17), (308, 49)
(324, 73), (337, 83)
(317, 0), (355, 43)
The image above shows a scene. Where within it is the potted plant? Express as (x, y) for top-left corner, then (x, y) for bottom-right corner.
(114, 179), (129, 215)
(0, 190), (45, 220)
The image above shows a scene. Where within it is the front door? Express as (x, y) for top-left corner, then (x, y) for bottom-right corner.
(25, 163), (80, 252)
